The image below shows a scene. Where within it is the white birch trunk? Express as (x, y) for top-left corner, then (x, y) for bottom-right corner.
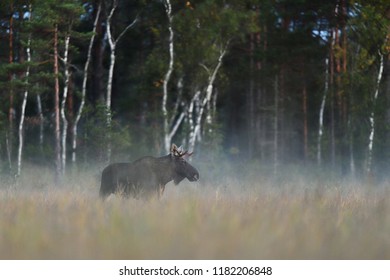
(161, 34), (185, 153)
(206, 83), (213, 130)
(188, 91), (201, 152)
(187, 91), (198, 144)
(317, 58), (329, 166)
(106, 1), (137, 161)
(169, 77), (183, 126)
(16, 11), (32, 177)
(162, 0), (174, 154)
(192, 98), (205, 149)
(60, 33), (71, 175)
(202, 46), (227, 127)
(166, 78), (186, 140)
(212, 88), (218, 125)
(106, 47), (115, 162)
(189, 45), (227, 152)
(105, 2), (116, 163)
(72, 3), (101, 164)
(366, 53), (384, 174)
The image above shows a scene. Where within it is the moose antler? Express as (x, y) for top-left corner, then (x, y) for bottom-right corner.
(179, 150), (193, 157)
(171, 144), (193, 157)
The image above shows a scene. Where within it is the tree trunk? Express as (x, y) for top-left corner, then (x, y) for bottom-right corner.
(162, 0), (174, 154)
(188, 45), (228, 152)
(60, 32), (71, 175)
(92, 0), (105, 104)
(105, 2), (116, 163)
(72, 3), (101, 164)
(16, 7), (32, 177)
(330, 28), (336, 169)
(317, 58), (329, 166)
(36, 94), (44, 150)
(106, 48), (115, 162)
(53, 24), (62, 183)
(160, 2), (186, 153)
(187, 90), (199, 151)
(366, 53), (384, 174)
(189, 91), (202, 152)
(105, 0), (137, 162)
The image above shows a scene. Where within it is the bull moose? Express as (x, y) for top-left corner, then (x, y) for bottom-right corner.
(99, 144), (199, 199)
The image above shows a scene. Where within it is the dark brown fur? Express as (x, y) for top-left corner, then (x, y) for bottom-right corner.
(99, 148), (199, 200)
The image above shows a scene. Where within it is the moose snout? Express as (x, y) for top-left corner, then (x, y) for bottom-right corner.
(191, 172), (199, 182)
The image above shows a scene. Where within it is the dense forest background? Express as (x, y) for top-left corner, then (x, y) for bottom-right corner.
(0, 0), (389, 183)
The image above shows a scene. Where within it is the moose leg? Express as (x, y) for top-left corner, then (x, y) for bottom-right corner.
(158, 184), (165, 199)
(99, 174), (115, 199)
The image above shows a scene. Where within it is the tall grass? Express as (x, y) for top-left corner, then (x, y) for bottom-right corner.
(1, 164), (390, 259)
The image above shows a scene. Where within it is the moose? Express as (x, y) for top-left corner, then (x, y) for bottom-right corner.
(99, 144), (199, 199)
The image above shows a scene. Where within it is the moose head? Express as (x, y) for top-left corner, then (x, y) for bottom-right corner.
(170, 144), (199, 184)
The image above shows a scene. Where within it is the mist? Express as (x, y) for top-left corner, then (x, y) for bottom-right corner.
(1, 0), (390, 260)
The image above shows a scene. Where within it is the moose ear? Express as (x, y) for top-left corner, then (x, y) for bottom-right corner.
(170, 143), (178, 157)
(171, 143), (177, 152)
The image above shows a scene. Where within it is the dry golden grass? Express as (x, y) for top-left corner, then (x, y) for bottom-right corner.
(1, 166), (390, 259)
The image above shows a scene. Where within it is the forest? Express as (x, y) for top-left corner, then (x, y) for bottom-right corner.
(2, 0), (390, 262)
(0, 0), (389, 182)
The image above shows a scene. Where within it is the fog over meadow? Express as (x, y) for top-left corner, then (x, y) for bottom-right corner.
(0, 0), (389, 260)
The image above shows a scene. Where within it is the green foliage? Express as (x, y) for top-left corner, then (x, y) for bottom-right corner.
(349, 0), (390, 56)
(78, 104), (132, 163)
(0, 0), (389, 178)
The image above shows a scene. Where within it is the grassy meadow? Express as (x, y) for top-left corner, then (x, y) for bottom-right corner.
(1, 164), (390, 259)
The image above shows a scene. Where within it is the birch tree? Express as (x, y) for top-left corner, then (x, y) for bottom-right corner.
(3, 0), (389, 178)
(350, 0), (389, 175)
(317, 58), (329, 166)
(53, 23), (62, 182)
(366, 52), (384, 174)
(189, 44), (228, 152)
(161, 0), (175, 154)
(173, 1), (253, 152)
(60, 30), (71, 175)
(16, 4), (32, 177)
(47, 0), (83, 180)
(58, 1), (84, 174)
(105, 0), (138, 161)
(72, 3), (101, 164)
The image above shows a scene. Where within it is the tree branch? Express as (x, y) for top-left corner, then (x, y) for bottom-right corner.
(116, 15), (139, 44)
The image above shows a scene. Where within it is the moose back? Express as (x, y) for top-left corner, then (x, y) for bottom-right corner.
(99, 144), (199, 199)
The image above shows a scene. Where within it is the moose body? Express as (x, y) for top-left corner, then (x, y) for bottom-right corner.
(99, 145), (199, 199)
